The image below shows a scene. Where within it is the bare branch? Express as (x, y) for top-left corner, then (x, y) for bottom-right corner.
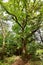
(38, 30), (43, 42)
(12, 16), (23, 28)
(26, 25), (41, 39)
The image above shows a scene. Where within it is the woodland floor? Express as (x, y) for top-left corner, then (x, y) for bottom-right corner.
(12, 56), (43, 65)
(0, 56), (43, 65)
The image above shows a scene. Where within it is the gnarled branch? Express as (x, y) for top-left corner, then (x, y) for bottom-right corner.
(0, 2), (22, 28)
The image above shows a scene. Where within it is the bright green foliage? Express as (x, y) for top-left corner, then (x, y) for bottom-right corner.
(0, 0), (43, 59)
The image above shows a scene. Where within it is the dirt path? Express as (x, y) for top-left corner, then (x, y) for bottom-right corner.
(12, 56), (30, 65)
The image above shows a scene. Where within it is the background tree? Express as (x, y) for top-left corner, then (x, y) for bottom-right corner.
(0, 4), (11, 59)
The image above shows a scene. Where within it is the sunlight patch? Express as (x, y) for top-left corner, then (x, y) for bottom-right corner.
(31, 0), (34, 2)
(3, 0), (9, 3)
(36, 11), (40, 15)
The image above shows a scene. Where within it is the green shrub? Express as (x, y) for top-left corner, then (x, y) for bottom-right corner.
(36, 49), (43, 60)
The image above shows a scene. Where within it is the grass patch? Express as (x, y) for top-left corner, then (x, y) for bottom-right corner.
(0, 55), (16, 65)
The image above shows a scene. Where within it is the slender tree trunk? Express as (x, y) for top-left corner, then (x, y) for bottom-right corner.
(2, 29), (6, 48)
(0, 21), (6, 60)
(22, 38), (26, 54)
(21, 20), (27, 59)
(0, 20), (6, 48)
(1, 21), (6, 48)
